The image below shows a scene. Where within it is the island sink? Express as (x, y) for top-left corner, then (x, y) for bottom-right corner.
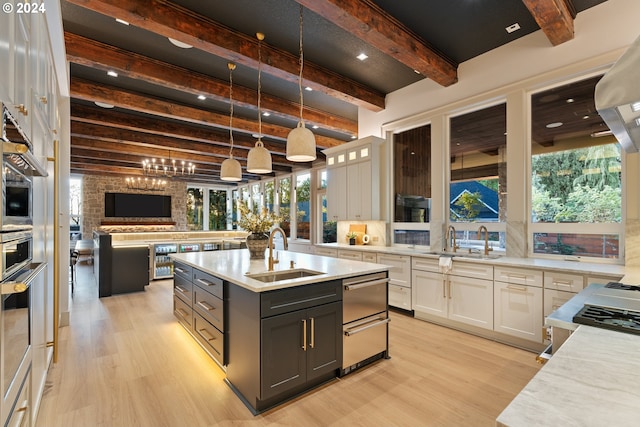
(245, 268), (324, 283)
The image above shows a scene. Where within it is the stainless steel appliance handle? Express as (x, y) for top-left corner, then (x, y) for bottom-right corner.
(1, 262), (46, 295)
(344, 278), (389, 291)
(344, 317), (390, 336)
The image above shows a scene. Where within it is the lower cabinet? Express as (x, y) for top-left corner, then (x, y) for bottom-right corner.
(494, 281), (543, 342)
(261, 302), (342, 400)
(226, 280), (342, 414)
(377, 253), (411, 310)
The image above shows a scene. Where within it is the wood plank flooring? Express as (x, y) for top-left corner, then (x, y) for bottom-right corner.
(36, 263), (540, 427)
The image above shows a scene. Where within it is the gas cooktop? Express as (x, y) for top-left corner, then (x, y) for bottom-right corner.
(573, 282), (640, 335)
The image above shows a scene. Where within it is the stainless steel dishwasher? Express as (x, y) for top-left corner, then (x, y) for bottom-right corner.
(342, 271), (390, 374)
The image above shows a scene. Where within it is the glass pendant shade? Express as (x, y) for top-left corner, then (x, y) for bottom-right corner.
(286, 121), (317, 161)
(246, 139), (272, 174)
(220, 155), (242, 181)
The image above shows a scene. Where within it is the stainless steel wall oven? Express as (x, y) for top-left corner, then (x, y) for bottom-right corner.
(1, 232), (32, 282)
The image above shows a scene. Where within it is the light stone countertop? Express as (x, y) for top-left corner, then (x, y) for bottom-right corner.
(496, 325), (640, 427)
(170, 250), (389, 292)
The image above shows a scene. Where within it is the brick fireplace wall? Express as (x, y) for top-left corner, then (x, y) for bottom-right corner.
(81, 175), (188, 236)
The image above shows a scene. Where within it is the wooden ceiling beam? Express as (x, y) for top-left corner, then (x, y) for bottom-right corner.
(521, 0), (575, 46)
(65, 32), (357, 135)
(295, 0), (457, 86)
(70, 78), (344, 149)
(64, 0), (386, 111)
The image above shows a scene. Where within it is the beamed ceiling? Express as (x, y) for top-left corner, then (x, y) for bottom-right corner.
(61, 0), (609, 186)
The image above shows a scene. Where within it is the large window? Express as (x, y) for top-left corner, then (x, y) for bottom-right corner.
(295, 172), (311, 241)
(318, 170), (336, 243)
(530, 75), (621, 259)
(188, 186), (232, 231)
(208, 189), (227, 230)
(278, 176), (291, 236)
(187, 187), (204, 230)
(449, 103), (506, 252)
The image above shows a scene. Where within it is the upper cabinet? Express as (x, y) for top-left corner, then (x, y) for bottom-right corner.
(323, 136), (386, 221)
(0, 4), (14, 102)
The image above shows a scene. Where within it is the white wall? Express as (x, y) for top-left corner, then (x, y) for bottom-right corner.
(359, 0), (640, 136)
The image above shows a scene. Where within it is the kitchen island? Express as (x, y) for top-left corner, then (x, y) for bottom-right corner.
(170, 249), (390, 414)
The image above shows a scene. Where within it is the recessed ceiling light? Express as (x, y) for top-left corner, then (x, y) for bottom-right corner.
(115, 18), (129, 25)
(252, 133), (260, 138)
(168, 38), (193, 49)
(197, 95), (206, 100)
(262, 112), (270, 117)
(414, 69), (421, 74)
(583, 115), (590, 119)
(632, 102), (640, 112)
(546, 122), (563, 128)
(94, 101), (114, 109)
(350, 135), (357, 139)
(356, 53), (368, 61)
(505, 23), (520, 34)
(566, 98), (575, 103)
(107, 70), (118, 77)
(304, 86), (313, 92)
(312, 125), (319, 129)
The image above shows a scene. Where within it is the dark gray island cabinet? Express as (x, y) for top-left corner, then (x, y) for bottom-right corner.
(170, 250), (390, 414)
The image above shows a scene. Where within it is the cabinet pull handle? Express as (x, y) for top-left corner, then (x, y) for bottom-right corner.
(175, 267), (186, 273)
(552, 280), (573, 287)
(448, 279), (452, 299)
(507, 284), (528, 292)
(506, 273), (527, 279)
(196, 301), (214, 311)
(442, 278), (446, 298)
(176, 308), (188, 318)
(302, 319), (307, 351)
(175, 285), (187, 294)
(310, 317), (315, 349)
(198, 328), (215, 342)
(196, 278), (214, 287)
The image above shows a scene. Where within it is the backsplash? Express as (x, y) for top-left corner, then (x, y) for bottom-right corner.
(337, 221), (387, 246)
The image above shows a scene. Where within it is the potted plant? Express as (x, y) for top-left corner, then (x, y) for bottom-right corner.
(346, 231), (358, 245)
(236, 201), (283, 259)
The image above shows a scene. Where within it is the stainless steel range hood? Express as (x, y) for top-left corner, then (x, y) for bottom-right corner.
(1, 105), (48, 177)
(595, 35), (640, 153)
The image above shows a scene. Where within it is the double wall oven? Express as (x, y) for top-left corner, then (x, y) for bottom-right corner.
(1, 104), (48, 426)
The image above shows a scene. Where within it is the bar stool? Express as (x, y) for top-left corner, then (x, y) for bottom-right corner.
(70, 250), (79, 294)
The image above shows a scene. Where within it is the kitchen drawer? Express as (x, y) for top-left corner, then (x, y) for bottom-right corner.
(389, 283), (411, 310)
(193, 312), (224, 365)
(173, 275), (193, 305)
(494, 281), (543, 342)
(412, 257), (439, 273)
(377, 253), (411, 288)
(544, 271), (584, 293)
(586, 274), (624, 286)
(261, 279), (341, 318)
(543, 288), (575, 317)
(173, 262), (193, 281)
(173, 295), (193, 329)
(193, 269), (224, 299)
(315, 247), (338, 257)
(193, 286), (224, 332)
(337, 249), (363, 261)
(494, 266), (543, 287)
(343, 313), (388, 369)
(450, 261), (493, 281)
(362, 252), (378, 263)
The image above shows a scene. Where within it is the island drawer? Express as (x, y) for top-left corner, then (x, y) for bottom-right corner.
(193, 312), (224, 364)
(193, 286), (224, 332)
(193, 270), (224, 299)
(494, 267), (543, 287)
(174, 262), (193, 281)
(173, 275), (193, 304)
(261, 280), (342, 318)
(173, 295), (193, 329)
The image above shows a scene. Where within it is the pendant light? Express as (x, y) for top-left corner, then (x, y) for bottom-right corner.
(286, 5), (317, 162)
(220, 62), (242, 181)
(246, 32), (273, 174)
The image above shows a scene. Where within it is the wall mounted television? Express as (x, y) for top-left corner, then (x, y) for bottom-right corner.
(104, 193), (172, 218)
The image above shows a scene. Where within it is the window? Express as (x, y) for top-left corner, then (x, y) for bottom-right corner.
(187, 187), (204, 230)
(449, 103), (506, 251)
(295, 172), (311, 240)
(278, 177), (291, 236)
(530, 75), (621, 259)
(70, 177), (82, 240)
(393, 124), (431, 246)
(264, 180), (275, 213)
(318, 169), (336, 243)
(208, 189), (227, 230)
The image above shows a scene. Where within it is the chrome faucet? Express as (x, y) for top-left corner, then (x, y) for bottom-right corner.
(446, 225), (458, 252)
(267, 227), (288, 271)
(477, 225), (493, 256)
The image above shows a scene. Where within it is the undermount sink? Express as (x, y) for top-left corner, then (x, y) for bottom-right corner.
(246, 268), (324, 283)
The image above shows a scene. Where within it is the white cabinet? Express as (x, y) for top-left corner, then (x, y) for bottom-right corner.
(12, 12), (31, 138)
(337, 249), (363, 261)
(315, 247), (338, 258)
(413, 260), (493, 330)
(362, 252), (377, 263)
(0, 2), (14, 101)
(377, 253), (411, 310)
(494, 267), (543, 342)
(543, 271), (584, 293)
(323, 136), (385, 221)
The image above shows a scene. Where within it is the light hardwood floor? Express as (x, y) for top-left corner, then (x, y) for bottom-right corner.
(36, 263), (540, 427)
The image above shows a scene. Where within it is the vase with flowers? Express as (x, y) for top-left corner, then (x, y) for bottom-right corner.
(237, 201), (283, 259)
(346, 231), (358, 245)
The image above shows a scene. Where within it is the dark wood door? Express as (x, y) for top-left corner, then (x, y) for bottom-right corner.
(306, 302), (342, 381)
(260, 310), (307, 399)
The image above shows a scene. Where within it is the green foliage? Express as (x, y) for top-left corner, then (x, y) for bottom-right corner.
(296, 176), (311, 202)
(452, 191), (482, 221)
(208, 190), (228, 230)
